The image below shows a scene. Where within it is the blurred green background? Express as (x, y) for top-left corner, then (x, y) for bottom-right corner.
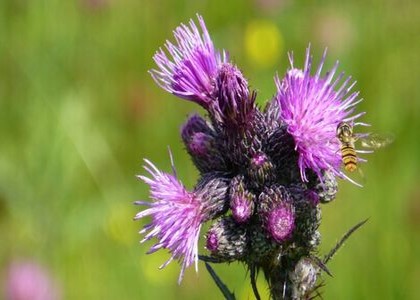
(0, 0), (419, 299)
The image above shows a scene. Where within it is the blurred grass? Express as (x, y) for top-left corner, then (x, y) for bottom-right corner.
(0, 0), (419, 299)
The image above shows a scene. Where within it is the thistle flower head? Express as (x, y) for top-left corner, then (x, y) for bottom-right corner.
(275, 46), (363, 181)
(135, 158), (204, 283)
(150, 14), (227, 108)
(140, 14), (370, 298)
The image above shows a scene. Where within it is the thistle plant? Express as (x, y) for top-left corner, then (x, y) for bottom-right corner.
(135, 15), (369, 299)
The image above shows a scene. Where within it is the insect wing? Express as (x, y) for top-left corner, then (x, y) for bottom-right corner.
(359, 133), (394, 149)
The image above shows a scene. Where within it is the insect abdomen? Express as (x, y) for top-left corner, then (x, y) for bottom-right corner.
(341, 144), (357, 172)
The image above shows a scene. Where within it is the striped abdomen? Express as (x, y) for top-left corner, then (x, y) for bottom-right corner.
(341, 143), (357, 172)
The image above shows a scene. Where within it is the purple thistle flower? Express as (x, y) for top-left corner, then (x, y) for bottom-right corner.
(135, 158), (204, 283)
(150, 14), (227, 108)
(275, 46), (364, 182)
(141, 13), (373, 298)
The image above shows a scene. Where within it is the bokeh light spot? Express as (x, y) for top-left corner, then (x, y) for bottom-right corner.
(105, 203), (135, 246)
(244, 20), (283, 68)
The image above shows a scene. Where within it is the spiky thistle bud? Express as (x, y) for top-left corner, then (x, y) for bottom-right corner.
(212, 63), (254, 126)
(259, 187), (295, 243)
(181, 114), (226, 173)
(194, 172), (230, 219)
(205, 216), (247, 262)
(228, 175), (255, 223)
(290, 186), (322, 251)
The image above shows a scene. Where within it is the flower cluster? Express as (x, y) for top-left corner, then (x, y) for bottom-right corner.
(135, 14), (364, 298)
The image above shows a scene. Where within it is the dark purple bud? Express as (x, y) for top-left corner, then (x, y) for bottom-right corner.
(259, 185), (290, 211)
(265, 202), (295, 243)
(212, 63), (254, 126)
(194, 172), (230, 220)
(189, 132), (212, 156)
(181, 114), (212, 142)
(263, 97), (282, 131)
(259, 186), (295, 243)
(229, 175), (255, 223)
(205, 216), (247, 262)
(247, 225), (277, 263)
(181, 114), (226, 173)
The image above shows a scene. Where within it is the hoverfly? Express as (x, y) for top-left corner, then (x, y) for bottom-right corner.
(336, 122), (394, 173)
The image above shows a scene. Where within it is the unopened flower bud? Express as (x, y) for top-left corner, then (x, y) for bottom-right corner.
(265, 202), (295, 243)
(290, 186), (322, 250)
(205, 216), (247, 262)
(212, 63), (253, 126)
(289, 257), (319, 299)
(259, 187), (295, 243)
(181, 114), (226, 173)
(229, 175), (255, 223)
(263, 98), (281, 131)
(194, 172), (230, 220)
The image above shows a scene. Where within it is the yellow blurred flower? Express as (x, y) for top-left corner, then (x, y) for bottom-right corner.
(105, 203), (135, 246)
(244, 20), (283, 68)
